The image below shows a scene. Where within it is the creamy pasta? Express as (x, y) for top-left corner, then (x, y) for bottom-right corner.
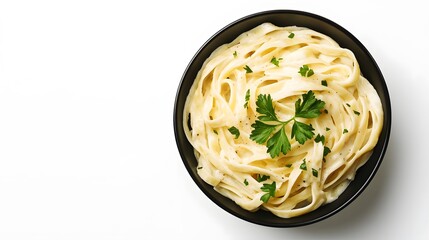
(183, 23), (383, 218)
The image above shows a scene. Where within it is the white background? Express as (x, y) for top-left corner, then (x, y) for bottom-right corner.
(0, 0), (428, 239)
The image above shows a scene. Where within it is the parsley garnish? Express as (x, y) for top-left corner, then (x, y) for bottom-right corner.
(250, 91), (325, 158)
(213, 130), (218, 135)
(299, 65), (314, 77)
(270, 57), (283, 67)
(326, 127), (330, 131)
(300, 159), (307, 171)
(312, 168), (318, 177)
(244, 65), (253, 73)
(343, 129), (349, 134)
(244, 89), (250, 108)
(256, 174), (270, 182)
(260, 181), (276, 203)
(353, 110), (360, 116)
(233, 51), (238, 57)
(323, 146), (331, 156)
(314, 134), (325, 144)
(244, 179), (249, 186)
(228, 126), (240, 139)
(321, 80), (328, 86)
(288, 32), (295, 38)
(285, 163), (292, 168)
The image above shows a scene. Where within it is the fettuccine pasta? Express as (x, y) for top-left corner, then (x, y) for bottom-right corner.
(183, 23), (383, 218)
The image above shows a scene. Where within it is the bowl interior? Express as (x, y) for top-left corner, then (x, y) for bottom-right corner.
(174, 10), (391, 227)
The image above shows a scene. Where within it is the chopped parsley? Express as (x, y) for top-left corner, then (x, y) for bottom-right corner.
(228, 126), (240, 139)
(233, 51), (238, 57)
(244, 65), (253, 73)
(321, 80), (328, 86)
(343, 129), (349, 134)
(270, 57), (283, 67)
(244, 179), (249, 186)
(314, 134), (325, 144)
(353, 110), (360, 116)
(323, 146), (331, 157)
(260, 181), (276, 203)
(288, 32), (295, 38)
(244, 89), (250, 108)
(312, 168), (318, 177)
(256, 174), (270, 182)
(300, 159), (307, 171)
(299, 65), (314, 77)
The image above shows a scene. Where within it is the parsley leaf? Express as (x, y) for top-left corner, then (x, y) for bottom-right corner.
(295, 90), (325, 118)
(233, 51), (238, 57)
(244, 179), (249, 186)
(250, 121), (277, 144)
(250, 91), (325, 158)
(292, 121), (315, 144)
(244, 89), (250, 108)
(254, 94), (278, 121)
(270, 57), (283, 67)
(228, 126), (240, 139)
(299, 65), (314, 77)
(267, 125), (291, 158)
(260, 181), (276, 203)
(244, 65), (253, 73)
(288, 32), (295, 38)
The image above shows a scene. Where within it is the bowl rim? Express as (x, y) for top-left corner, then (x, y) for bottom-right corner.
(173, 9), (391, 227)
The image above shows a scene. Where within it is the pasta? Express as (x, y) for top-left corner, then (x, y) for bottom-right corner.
(183, 23), (383, 218)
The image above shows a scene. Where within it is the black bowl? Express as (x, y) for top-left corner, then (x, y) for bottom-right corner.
(173, 10), (391, 227)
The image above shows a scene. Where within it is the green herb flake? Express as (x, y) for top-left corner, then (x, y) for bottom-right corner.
(298, 65), (314, 77)
(353, 110), (360, 116)
(321, 80), (328, 86)
(256, 174), (270, 182)
(213, 130), (218, 135)
(244, 178), (249, 186)
(244, 65), (253, 73)
(244, 89), (250, 108)
(285, 164), (292, 168)
(323, 146), (331, 157)
(233, 51), (238, 58)
(288, 32), (295, 38)
(270, 57), (283, 67)
(314, 134), (325, 144)
(228, 126), (240, 139)
(343, 129), (349, 134)
(312, 168), (318, 177)
(260, 181), (276, 203)
(346, 103), (351, 107)
(300, 159), (307, 171)
(325, 127), (330, 131)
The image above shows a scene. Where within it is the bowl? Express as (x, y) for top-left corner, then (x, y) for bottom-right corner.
(173, 9), (391, 227)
